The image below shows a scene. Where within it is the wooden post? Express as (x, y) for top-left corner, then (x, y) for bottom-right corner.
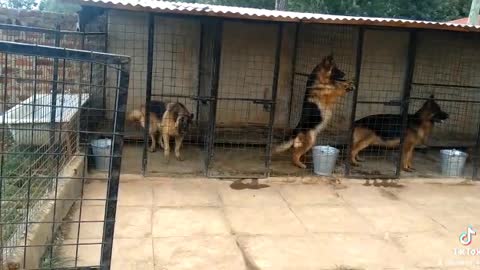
(275, 0), (288, 10)
(468, 0), (480, 25)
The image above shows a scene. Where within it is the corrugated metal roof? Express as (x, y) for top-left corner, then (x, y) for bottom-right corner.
(447, 17), (480, 25)
(68, 0), (480, 33)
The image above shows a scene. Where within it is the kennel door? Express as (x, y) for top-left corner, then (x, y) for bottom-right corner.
(207, 21), (279, 178)
(349, 29), (412, 179)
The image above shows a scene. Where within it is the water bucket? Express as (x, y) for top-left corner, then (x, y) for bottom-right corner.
(90, 139), (112, 171)
(440, 149), (468, 177)
(312, 145), (339, 176)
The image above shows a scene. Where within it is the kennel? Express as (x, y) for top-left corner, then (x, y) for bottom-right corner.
(0, 38), (129, 269)
(74, 0), (480, 180)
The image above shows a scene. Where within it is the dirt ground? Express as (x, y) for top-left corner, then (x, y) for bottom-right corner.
(58, 175), (480, 270)
(121, 143), (475, 179)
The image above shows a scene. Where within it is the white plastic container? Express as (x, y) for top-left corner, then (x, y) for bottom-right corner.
(2, 94), (89, 145)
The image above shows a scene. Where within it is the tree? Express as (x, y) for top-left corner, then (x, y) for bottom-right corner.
(175, 0), (471, 22)
(0, 0), (37, 9)
(38, 0), (81, 14)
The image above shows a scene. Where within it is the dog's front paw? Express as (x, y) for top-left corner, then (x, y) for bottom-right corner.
(346, 81), (356, 92)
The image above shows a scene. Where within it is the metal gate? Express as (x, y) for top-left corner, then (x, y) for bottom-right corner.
(347, 28), (416, 179)
(0, 41), (129, 269)
(207, 21), (282, 178)
(140, 16), (283, 178)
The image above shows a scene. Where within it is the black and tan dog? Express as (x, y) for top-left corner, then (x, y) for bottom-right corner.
(275, 54), (355, 168)
(350, 95), (449, 171)
(161, 102), (194, 161)
(128, 101), (193, 161)
(127, 100), (166, 152)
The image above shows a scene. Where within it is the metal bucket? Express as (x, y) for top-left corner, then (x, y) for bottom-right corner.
(312, 146), (339, 176)
(440, 149), (468, 177)
(90, 139), (112, 171)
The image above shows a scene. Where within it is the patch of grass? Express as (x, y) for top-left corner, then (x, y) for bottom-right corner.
(1, 144), (57, 245)
(39, 224), (73, 269)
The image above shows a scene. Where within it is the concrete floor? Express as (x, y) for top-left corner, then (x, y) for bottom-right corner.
(59, 176), (480, 270)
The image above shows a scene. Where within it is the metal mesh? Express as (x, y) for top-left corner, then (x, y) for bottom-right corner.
(0, 39), (129, 269)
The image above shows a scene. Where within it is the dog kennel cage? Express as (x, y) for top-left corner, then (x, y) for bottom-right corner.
(0, 39), (129, 269)
(75, 0), (480, 180)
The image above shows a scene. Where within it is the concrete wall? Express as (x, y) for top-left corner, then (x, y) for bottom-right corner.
(412, 31), (480, 144)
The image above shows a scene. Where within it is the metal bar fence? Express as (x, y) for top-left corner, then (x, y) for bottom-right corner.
(0, 40), (129, 270)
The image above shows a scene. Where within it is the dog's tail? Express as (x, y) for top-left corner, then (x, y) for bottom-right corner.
(274, 138), (295, 153)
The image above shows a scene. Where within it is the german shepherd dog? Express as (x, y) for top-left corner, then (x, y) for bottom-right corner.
(161, 102), (194, 161)
(127, 100), (166, 152)
(350, 95), (449, 171)
(275, 54), (355, 168)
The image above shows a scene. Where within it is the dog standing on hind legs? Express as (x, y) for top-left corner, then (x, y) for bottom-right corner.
(274, 54), (355, 168)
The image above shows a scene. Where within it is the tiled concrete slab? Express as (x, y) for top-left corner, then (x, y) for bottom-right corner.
(236, 236), (325, 270)
(153, 181), (221, 207)
(111, 238), (154, 270)
(218, 185), (287, 207)
(118, 180), (153, 206)
(224, 206), (306, 236)
(293, 205), (373, 233)
(354, 204), (444, 233)
(277, 183), (345, 206)
(153, 236), (246, 270)
(391, 231), (480, 269)
(59, 175), (480, 270)
(152, 207), (230, 237)
(114, 206), (152, 238)
(315, 233), (407, 269)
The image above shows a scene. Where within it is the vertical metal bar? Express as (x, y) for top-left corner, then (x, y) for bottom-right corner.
(102, 10), (109, 117)
(49, 57), (68, 268)
(23, 56), (38, 266)
(142, 13), (155, 176)
(472, 122), (480, 180)
(0, 53), (8, 265)
(287, 23), (299, 127)
(77, 33), (85, 150)
(206, 19), (223, 177)
(265, 23), (283, 177)
(345, 27), (365, 177)
(101, 61), (130, 269)
(49, 25), (61, 146)
(395, 30), (417, 178)
(195, 21), (204, 124)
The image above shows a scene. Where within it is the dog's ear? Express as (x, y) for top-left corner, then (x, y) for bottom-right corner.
(322, 54), (334, 67)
